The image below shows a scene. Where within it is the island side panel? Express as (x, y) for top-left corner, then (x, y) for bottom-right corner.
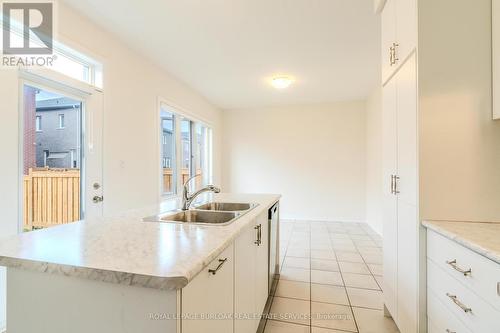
(7, 268), (179, 333)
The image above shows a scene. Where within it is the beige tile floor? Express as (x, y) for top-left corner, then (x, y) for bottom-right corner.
(264, 220), (400, 333)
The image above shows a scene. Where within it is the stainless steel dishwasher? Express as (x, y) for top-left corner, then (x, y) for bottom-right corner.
(257, 202), (281, 333)
(268, 202), (279, 294)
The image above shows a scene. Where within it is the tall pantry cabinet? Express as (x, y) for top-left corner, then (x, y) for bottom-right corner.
(379, 0), (422, 332)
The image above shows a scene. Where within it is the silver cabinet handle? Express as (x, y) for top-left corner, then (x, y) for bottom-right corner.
(390, 175), (399, 195)
(446, 293), (472, 313)
(254, 224), (262, 246)
(390, 42), (399, 65)
(208, 258), (227, 275)
(446, 259), (472, 276)
(390, 175), (395, 194)
(258, 224), (262, 244)
(446, 329), (456, 333)
(394, 175), (400, 194)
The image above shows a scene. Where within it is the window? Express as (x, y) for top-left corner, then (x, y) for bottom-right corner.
(36, 116), (42, 131)
(160, 104), (213, 197)
(6, 18), (103, 88)
(161, 108), (176, 195)
(195, 123), (212, 185)
(181, 118), (192, 178)
(50, 45), (103, 88)
(58, 114), (65, 129)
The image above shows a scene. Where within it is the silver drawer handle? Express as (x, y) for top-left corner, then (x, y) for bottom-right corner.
(446, 293), (472, 313)
(208, 258), (227, 275)
(446, 329), (456, 333)
(446, 259), (471, 276)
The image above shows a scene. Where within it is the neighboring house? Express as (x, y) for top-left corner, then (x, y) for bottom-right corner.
(35, 97), (81, 169)
(162, 128), (174, 168)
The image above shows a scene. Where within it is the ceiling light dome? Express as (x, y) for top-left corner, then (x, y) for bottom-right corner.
(271, 76), (294, 89)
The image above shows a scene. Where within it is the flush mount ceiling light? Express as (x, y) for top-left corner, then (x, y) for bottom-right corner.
(271, 76), (294, 89)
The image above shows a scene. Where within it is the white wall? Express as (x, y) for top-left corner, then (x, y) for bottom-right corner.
(222, 102), (367, 222)
(0, 70), (20, 331)
(419, 0), (500, 222)
(0, 3), (222, 328)
(365, 88), (383, 235)
(55, 4), (222, 215)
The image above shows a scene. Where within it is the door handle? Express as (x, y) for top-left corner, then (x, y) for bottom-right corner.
(92, 196), (104, 203)
(394, 175), (400, 194)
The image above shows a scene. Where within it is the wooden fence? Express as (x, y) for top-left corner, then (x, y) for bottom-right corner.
(163, 168), (202, 194)
(24, 167), (202, 230)
(24, 168), (80, 230)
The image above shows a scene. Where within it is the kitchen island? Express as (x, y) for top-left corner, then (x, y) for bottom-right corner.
(0, 193), (280, 333)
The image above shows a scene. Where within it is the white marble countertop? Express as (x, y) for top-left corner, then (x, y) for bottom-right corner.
(422, 220), (500, 265)
(0, 193), (280, 291)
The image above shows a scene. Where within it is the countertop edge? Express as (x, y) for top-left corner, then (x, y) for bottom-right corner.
(0, 256), (189, 291)
(422, 220), (500, 265)
(0, 195), (281, 291)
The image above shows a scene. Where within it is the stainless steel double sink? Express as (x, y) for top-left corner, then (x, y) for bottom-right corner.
(143, 202), (257, 226)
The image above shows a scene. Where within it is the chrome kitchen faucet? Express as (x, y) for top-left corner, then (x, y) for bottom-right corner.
(182, 174), (221, 210)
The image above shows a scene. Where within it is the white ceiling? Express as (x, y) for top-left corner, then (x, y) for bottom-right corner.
(63, 0), (380, 110)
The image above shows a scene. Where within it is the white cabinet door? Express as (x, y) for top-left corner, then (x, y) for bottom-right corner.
(234, 222), (258, 333)
(182, 245), (234, 333)
(395, 54), (418, 333)
(381, 0), (397, 84)
(396, 202), (418, 333)
(255, 212), (269, 315)
(395, 0), (417, 66)
(382, 73), (398, 319)
(396, 54), (417, 207)
(381, 0), (417, 85)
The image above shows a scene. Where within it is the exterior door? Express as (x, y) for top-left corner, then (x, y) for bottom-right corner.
(82, 90), (104, 220)
(20, 69), (104, 230)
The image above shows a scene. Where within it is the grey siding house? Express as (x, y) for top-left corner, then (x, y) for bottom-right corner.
(35, 97), (81, 169)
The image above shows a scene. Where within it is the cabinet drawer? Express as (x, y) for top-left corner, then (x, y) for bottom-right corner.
(182, 244), (234, 333)
(427, 259), (500, 332)
(427, 230), (500, 311)
(427, 287), (472, 333)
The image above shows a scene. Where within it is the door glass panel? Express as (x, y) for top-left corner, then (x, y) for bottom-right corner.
(22, 85), (83, 231)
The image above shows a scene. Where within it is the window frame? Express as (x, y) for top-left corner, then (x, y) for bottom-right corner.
(35, 115), (42, 132)
(157, 98), (214, 200)
(58, 114), (65, 129)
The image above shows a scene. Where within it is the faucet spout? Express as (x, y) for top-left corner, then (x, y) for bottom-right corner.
(182, 175), (220, 210)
